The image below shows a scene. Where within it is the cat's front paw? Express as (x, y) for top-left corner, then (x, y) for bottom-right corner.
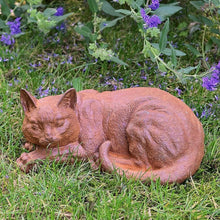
(23, 142), (34, 151)
(16, 152), (35, 173)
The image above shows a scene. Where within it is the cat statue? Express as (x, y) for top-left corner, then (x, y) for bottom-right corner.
(17, 87), (204, 184)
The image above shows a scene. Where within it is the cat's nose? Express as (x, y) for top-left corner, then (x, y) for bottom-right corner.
(45, 137), (54, 143)
(45, 134), (54, 143)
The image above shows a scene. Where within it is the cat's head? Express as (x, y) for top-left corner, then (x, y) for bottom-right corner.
(20, 88), (80, 148)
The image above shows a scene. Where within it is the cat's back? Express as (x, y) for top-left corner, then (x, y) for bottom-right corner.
(95, 87), (203, 138)
(94, 87), (188, 110)
(77, 87), (200, 129)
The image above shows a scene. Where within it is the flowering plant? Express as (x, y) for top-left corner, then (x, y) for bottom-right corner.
(0, 0), (72, 45)
(0, 0), (219, 89)
(75, 0), (203, 83)
(74, 0), (219, 87)
(202, 61), (220, 91)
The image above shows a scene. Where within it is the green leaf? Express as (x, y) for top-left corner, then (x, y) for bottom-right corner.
(178, 66), (199, 74)
(188, 14), (200, 23)
(211, 37), (220, 47)
(149, 47), (160, 62)
(109, 56), (128, 66)
(27, 9), (38, 23)
(153, 3), (182, 22)
(52, 13), (73, 23)
(190, 1), (204, 9)
(115, 9), (132, 15)
(75, 25), (97, 42)
(87, 0), (99, 13)
(0, 0), (10, 16)
(159, 19), (169, 52)
(99, 17), (124, 31)
(158, 63), (167, 72)
(130, 0), (144, 8)
(135, 0), (144, 7)
(130, 0), (144, 9)
(27, 0), (42, 4)
(185, 43), (201, 57)
(38, 20), (56, 34)
(146, 27), (160, 38)
(170, 43), (177, 68)
(201, 16), (213, 27)
(189, 15), (213, 26)
(205, 40), (212, 53)
(0, 19), (7, 29)
(43, 8), (57, 17)
(152, 43), (186, 56)
(211, 28), (220, 35)
(101, 0), (123, 17)
(212, 0), (220, 7)
(75, 25), (92, 36)
(89, 42), (128, 66)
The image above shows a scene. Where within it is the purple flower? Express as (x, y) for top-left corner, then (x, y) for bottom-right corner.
(0, 33), (15, 45)
(54, 7), (64, 16)
(54, 7), (67, 32)
(36, 86), (50, 97)
(202, 77), (217, 91)
(7, 17), (21, 35)
(216, 61), (220, 70)
(56, 23), (66, 31)
(29, 63), (37, 68)
(67, 56), (73, 64)
(175, 87), (182, 96)
(149, 0), (160, 11)
(51, 87), (58, 94)
(147, 15), (161, 28)
(43, 57), (50, 61)
(140, 8), (149, 23)
(200, 109), (206, 118)
(113, 85), (118, 90)
(140, 8), (161, 29)
(200, 105), (214, 118)
(192, 108), (199, 118)
(202, 61), (220, 91)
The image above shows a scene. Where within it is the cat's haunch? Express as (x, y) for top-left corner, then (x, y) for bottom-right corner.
(17, 87), (204, 184)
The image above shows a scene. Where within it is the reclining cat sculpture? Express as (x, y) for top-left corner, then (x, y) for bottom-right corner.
(17, 87), (204, 184)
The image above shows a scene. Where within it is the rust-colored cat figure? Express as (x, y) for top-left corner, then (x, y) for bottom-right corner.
(17, 87), (204, 184)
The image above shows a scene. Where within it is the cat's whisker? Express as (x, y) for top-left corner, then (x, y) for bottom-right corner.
(46, 143), (52, 149)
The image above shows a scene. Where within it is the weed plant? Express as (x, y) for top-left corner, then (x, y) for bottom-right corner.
(0, 0), (219, 219)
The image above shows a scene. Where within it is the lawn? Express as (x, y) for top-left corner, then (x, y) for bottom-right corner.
(0, 0), (219, 219)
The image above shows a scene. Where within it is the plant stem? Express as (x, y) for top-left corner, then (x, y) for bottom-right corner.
(150, 47), (183, 81)
(5, 0), (25, 22)
(201, 25), (209, 70)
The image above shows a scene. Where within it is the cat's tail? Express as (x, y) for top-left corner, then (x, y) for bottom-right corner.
(99, 141), (204, 184)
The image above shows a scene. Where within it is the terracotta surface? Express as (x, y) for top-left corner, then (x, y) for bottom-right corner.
(17, 87), (204, 184)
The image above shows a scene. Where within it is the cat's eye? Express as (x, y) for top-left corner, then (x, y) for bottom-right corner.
(31, 124), (39, 131)
(56, 119), (65, 127)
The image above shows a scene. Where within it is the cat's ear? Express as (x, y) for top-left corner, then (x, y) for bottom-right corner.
(57, 88), (77, 109)
(20, 89), (37, 113)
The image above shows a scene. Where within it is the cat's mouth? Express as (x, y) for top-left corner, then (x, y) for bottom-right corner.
(39, 138), (60, 148)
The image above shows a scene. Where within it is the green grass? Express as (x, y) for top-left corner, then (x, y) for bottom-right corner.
(0, 0), (219, 219)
